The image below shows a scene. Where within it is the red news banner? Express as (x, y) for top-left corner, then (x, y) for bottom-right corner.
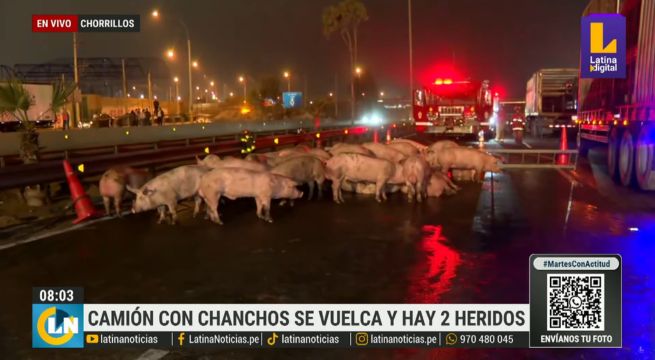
(32, 15), (140, 32)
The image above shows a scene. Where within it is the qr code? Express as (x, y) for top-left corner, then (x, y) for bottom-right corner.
(547, 274), (604, 331)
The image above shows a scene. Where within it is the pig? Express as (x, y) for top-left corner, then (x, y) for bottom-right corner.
(197, 155), (268, 171)
(198, 168), (303, 224)
(391, 138), (428, 153)
(245, 152), (280, 167)
(278, 147), (307, 157)
(325, 154), (402, 203)
(196, 154), (221, 167)
(127, 165), (210, 224)
(307, 148), (332, 161)
(452, 169), (478, 182)
(99, 166), (151, 216)
(328, 144), (372, 156)
(387, 142), (420, 157)
(401, 155), (431, 202)
(433, 172), (461, 192)
(361, 142), (407, 163)
(436, 147), (502, 180)
(341, 181), (402, 194)
(270, 155), (326, 202)
(425, 173), (458, 197)
(428, 140), (459, 153)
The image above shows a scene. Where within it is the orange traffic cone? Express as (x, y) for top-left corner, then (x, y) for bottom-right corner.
(373, 129), (379, 143)
(63, 160), (101, 224)
(385, 128), (392, 144)
(558, 126), (569, 165)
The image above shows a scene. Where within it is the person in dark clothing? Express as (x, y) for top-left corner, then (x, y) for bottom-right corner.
(144, 108), (152, 126)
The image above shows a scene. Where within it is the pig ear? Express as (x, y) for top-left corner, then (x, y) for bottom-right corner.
(126, 185), (138, 194)
(195, 155), (202, 164)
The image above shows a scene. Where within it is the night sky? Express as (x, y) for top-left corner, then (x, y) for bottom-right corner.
(0, 0), (588, 99)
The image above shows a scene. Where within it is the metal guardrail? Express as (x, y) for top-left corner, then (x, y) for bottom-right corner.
(486, 149), (579, 170)
(0, 125), (403, 190)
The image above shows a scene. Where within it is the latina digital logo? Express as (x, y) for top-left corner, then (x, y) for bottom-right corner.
(581, 14), (626, 78)
(32, 304), (84, 348)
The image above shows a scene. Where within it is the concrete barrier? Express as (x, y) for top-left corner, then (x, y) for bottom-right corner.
(0, 118), (355, 156)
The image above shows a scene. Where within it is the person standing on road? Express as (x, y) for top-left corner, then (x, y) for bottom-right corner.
(156, 107), (164, 126)
(144, 108), (151, 126)
(61, 108), (70, 130)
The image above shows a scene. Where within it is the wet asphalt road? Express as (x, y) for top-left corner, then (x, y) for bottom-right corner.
(0, 135), (653, 359)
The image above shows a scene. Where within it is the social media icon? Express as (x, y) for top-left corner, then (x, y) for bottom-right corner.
(178, 332), (185, 346)
(355, 332), (369, 346)
(86, 334), (99, 344)
(445, 333), (458, 345)
(267, 332), (279, 346)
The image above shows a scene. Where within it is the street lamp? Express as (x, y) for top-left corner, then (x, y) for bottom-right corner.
(380, 91), (384, 97)
(239, 75), (247, 103)
(152, 9), (194, 121)
(173, 76), (180, 114)
(166, 48), (175, 59)
(355, 66), (362, 76)
(283, 71), (291, 92)
(192, 60), (199, 68)
(210, 80), (214, 87)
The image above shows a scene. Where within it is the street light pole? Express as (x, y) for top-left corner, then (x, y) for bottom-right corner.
(72, 32), (81, 128)
(186, 37), (193, 120)
(408, 0), (414, 105)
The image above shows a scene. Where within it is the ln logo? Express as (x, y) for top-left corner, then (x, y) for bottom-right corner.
(590, 22), (617, 53)
(32, 304), (84, 348)
(581, 14), (625, 79)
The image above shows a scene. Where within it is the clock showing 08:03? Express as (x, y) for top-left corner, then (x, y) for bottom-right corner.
(32, 287), (84, 304)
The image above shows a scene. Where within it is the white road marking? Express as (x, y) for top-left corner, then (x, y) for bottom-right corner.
(135, 349), (169, 360)
(0, 211), (130, 252)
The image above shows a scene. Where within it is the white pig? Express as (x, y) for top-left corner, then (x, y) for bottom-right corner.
(387, 142), (420, 157)
(196, 154), (221, 167)
(361, 142), (407, 163)
(391, 138), (428, 153)
(428, 140), (459, 153)
(99, 166), (151, 216)
(436, 148), (502, 180)
(425, 173), (458, 197)
(341, 181), (402, 194)
(401, 155), (431, 202)
(127, 165), (210, 224)
(325, 154), (402, 203)
(270, 155), (326, 202)
(328, 144), (372, 156)
(198, 168), (303, 224)
(197, 155), (268, 171)
(452, 169), (478, 182)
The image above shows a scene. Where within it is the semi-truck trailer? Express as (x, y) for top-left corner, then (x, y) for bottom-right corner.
(525, 68), (579, 135)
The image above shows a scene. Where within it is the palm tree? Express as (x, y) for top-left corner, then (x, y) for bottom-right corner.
(0, 79), (76, 164)
(0, 79), (37, 163)
(322, 0), (368, 119)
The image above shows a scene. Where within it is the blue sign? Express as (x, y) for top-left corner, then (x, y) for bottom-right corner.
(33, 304), (84, 348)
(581, 14), (626, 79)
(282, 92), (303, 109)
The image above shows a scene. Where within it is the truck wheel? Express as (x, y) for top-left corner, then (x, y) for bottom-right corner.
(618, 128), (636, 187)
(635, 124), (655, 190)
(608, 127), (621, 181)
(577, 131), (589, 157)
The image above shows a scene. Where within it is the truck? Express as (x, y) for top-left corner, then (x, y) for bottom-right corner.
(412, 77), (495, 139)
(0, 83), (55, 132)
(577, 0), (655, 190)
(524, 68), (578, 135)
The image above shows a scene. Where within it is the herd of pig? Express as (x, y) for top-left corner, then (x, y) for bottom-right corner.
(98, 139), (502, 224)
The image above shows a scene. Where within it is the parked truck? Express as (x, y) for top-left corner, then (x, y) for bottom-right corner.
(577, 0), (655, 190)
(413, 77), (495, 139)
(525, 68), (579, 136)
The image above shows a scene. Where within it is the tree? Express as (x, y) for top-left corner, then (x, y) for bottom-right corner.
(322, 0), (368, 119)
(0, 79), (76, 164)
(0, 79), (37, 163)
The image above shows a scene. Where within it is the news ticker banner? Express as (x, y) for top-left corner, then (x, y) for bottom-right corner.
(32, 254), (622, 349)
(32, 15), (139, 32)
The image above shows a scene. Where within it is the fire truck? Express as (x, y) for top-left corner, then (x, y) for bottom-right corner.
(412, 78), (495, 139)
(576, 0), (655, 190)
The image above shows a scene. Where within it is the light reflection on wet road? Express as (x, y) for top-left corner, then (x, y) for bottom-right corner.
(0, 140), (653, 359)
